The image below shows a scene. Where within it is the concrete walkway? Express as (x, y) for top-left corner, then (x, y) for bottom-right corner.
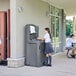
(0, 52), (76, 76)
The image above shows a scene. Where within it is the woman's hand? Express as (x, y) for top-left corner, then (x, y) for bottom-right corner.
(37, 37), (42, 40)
(37, 37), (45, 41)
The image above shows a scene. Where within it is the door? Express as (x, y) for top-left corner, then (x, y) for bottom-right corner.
(7, 9), (10, 58)
(51, 16), (61, 53)
(0, 12), (7, 60)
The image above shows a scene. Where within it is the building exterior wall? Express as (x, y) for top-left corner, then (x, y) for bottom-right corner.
(8, 0), (66, 67)
(0, 0), (10, 11)
(8, 0), (50, 67)
(16, 0), (49, 57)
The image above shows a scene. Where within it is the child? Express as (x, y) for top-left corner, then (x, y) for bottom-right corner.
(38, 28), (54, 66)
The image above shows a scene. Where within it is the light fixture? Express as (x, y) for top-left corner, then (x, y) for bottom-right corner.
(18, 6), (23, 13)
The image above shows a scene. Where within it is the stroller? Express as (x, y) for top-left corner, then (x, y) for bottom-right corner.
(66, 43), (76, 58)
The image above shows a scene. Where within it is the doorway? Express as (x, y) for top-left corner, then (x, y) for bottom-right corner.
(0, 10), (10, 65)
(51, 16), (61, 53)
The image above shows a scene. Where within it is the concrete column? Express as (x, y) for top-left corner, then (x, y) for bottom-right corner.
(7, 0), (25, 68)
(60, 9), (66, 52)
(73, 16), (76, 33)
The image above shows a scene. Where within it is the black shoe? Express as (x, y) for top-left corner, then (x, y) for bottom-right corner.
(47, 64), (52, 67)
(43, 63), (52, 66)
(72, 55), (75, 58)
(70, 54), (75, 58)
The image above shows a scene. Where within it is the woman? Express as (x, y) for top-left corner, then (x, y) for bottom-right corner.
(66, 34), (76, 58)
(38, 28), (54, 66)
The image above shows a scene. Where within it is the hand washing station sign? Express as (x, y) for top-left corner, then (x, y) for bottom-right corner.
(30, 26), (36, 33)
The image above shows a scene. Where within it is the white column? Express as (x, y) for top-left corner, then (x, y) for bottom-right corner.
(73, 16), (76, 33)
(60, 9), (66, 52)
(7, 0), (25, 68)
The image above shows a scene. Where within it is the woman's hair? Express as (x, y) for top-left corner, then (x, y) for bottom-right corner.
(45, 28), (52, 39)
(70, 34), (74, 38)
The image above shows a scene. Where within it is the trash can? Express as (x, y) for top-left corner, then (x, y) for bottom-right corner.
(25, 24), (45, 67)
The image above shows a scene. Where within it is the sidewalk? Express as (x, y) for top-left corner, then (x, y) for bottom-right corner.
(0, 52), (76, 76)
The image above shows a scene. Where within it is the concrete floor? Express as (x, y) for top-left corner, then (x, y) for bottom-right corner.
(0, 52), (76, 76)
